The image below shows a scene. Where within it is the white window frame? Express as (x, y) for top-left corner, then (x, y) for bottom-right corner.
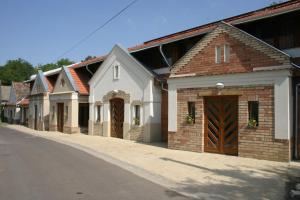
(224, 44), (230, 63)
(132, 104), (142, 126)
(113, 64), (120, 80)
(215, 46), (221, 64)
(95, 105), (101, 122)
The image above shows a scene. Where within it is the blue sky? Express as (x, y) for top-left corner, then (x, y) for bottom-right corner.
(0, 0), (277, 66)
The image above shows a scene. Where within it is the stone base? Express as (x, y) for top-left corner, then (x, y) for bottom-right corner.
(63, 126), (80, 134)
(49, 124), (57, 132)
(129, 126), (144, 142)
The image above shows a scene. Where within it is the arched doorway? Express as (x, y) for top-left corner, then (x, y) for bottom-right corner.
(110, 98), (124, 138)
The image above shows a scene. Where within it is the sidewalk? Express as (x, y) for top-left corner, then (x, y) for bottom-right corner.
(5, 124), (300, 200)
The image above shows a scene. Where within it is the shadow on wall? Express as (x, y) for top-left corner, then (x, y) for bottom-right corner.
(161, 157), (298, 200)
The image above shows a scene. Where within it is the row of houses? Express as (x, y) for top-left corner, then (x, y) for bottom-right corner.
(2, 1), (300, 162)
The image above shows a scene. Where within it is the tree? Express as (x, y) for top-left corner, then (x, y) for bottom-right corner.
(270, 0), (289, 6)
(37, 58), (74, 72)
(0, 58), (35, 85)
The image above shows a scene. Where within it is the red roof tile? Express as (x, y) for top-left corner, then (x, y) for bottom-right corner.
(129, 0), (300, 51)
(68, 68), (90, 95)
(45, 77), (54, 92)
(18, 97), (29, 106)
(56, 0), (300, 71)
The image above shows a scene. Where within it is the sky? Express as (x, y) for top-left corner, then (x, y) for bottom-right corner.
(0, 0), (278, 66)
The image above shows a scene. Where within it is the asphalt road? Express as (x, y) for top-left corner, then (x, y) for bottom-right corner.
(0, 127), (192, 200)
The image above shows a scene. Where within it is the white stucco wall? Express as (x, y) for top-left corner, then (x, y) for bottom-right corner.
(89, 45), (162, 141)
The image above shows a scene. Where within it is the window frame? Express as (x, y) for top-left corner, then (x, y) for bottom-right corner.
(134, 105), (141, 126)
(224, 44), (230, 63)
(96, 105), (101, 122)
(248, 101), (259, 127)
(113, 64), (120, 80)
(215, 45), (221, 64)
(188, 101), (196, 124)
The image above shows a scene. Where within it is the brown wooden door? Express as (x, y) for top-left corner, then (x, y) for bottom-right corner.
(57, 103), (64, 132)
(110, 98), (124, 138)
(204, 96), (238, 156)
(34, 105), (38, 130)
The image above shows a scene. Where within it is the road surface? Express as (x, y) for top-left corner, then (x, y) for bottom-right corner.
(0, 127), (192, 200)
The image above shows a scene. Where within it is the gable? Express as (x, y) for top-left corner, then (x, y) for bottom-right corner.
(89, 45), (153, 88)
(8, 85), (16, 104)
(171, 22), (291, 77)
(53, 68), (76, 93)
(31, 72), (47, 95)
(89, 45), (156, 102)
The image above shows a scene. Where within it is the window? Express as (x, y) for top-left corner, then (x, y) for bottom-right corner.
(60, 79), (65, 87)
(188, 102), (196, 124)
(248, 101), (259, 127)
(52, 106), (55, 120)
(114, 64), (120, 79)
(96, 105), (101, 122)
(224, 44), (230, 63)
(215, 46), (221, 64)
(65, 106), (68, 121)
(134, 105), (140, 126)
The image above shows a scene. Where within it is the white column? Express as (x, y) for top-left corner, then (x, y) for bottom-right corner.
(168, 85), (177, 132)
(103, 102), (110, 137)
(274, 76), (292, 139)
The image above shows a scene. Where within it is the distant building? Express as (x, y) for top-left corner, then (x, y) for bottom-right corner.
(4, 82), (30, 125)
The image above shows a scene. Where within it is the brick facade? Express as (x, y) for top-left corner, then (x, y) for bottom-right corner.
(174, 32), (283, 76)
(168, 86), (290, 162)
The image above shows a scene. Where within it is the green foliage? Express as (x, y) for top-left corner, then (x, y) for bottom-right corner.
(270, 0), (289, 6)
(37, 58), (74, 72)
(0, 58), (35, 85)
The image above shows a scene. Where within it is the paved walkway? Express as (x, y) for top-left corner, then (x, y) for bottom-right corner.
(4, 124), (300, 200)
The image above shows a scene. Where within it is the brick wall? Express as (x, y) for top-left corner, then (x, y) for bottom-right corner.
(168, 85), (291, 162)
(174, 32), (282, 76)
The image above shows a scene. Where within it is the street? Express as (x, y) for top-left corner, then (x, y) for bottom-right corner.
(0, 127), (192, 200)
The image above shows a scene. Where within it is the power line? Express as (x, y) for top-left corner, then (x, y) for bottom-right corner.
(54, 0), (139, 62)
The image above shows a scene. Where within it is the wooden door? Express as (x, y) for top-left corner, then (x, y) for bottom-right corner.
(57, 103), (64, 132)
(204, 96), (238, 156)
(110, 98), (124, 138)
(34, 105), (38, 130)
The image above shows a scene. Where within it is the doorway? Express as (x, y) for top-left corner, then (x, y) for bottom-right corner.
(78, 103), (89, 133)
(204, 96), (238, 156)
(110, 98), (124, 138)
(57, 103), (64, 132)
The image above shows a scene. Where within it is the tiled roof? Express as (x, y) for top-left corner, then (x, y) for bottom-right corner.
(13, 82), (30, 102)
(18, 97), (29, 106)
(45, 76), (54, 92)
(129, 0), (300, 52)
(71, 55), (107, 69)
(68, 68), (90, 95)
(66, 0), (300, 71)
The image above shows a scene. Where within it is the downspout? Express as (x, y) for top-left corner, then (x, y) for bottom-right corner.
(86, 64), (94, 75)
(159, 44), (170, 92)
(295, 83), (300, 159)
(159, 44), (171, 68)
